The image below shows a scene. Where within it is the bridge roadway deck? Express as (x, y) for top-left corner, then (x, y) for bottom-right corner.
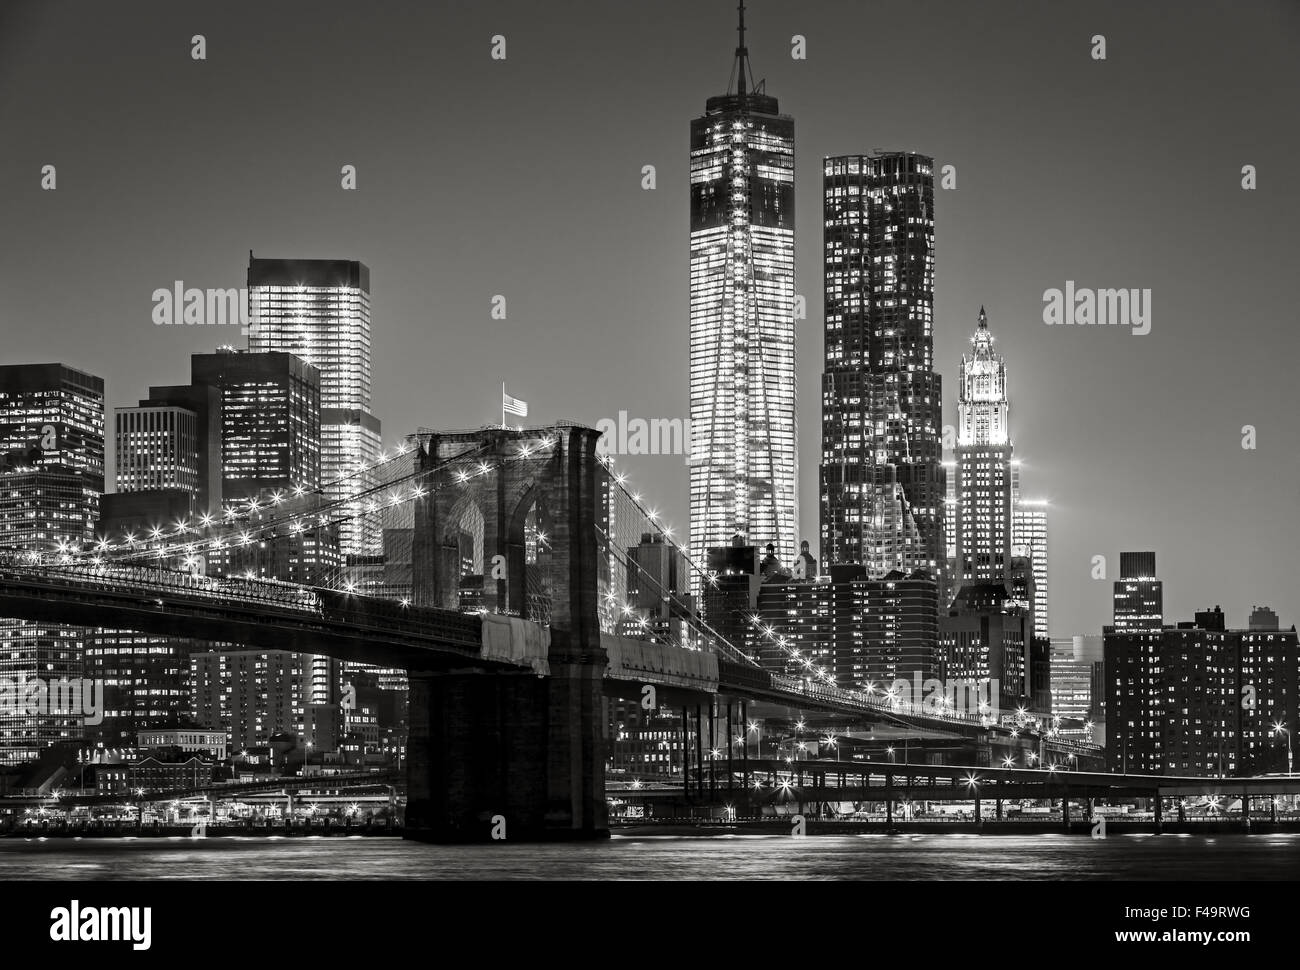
(0, 564), (486, 670)
(0, 564), (1103, 755)
(686, 759), (1300, 800)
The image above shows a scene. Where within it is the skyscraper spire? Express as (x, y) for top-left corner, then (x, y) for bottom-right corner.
(691, 0), (796, 593)
(730, 0), (753, 97)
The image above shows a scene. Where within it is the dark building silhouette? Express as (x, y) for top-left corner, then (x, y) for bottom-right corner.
(939, 581), (1032, 711)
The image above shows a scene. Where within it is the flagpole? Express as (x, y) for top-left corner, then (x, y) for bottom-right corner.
(501, 381), (506, 429)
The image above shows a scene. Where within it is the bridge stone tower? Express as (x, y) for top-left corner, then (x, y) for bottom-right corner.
(407, 424), (608, 841)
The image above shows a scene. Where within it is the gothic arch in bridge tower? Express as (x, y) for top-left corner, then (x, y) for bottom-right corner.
(507, 484), (554, 623)
(440, 493), (485, 583)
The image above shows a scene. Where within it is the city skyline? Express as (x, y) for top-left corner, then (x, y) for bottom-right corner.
(2, 0), (1297, 642)
(1, 1), (1299, 905)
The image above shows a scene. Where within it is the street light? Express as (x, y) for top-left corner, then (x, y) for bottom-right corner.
(821, 735), (839, 762)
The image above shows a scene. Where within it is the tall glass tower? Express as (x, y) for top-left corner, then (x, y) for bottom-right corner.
(1011, 460), (1050, 639)
(820, 152), (944, 590)
(247, 256), (380, 558)
(689, 4), (797, 583)
(0, 363), (104, 764)
(954, 307), (1013, 586)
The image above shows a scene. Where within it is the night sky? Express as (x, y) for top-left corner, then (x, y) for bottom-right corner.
(2, 0), (1297, 637)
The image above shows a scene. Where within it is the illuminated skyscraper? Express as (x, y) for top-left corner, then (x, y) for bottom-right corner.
(191, 349), (321, 503)
(820, 152), (944, 590)
(1011, 465), (1049, 640)
(0, 363), (104, 763)
(113, 386), (220, 514)
(689, 6), (797, 585)
(0, 363), (104, 501)
(954, 307), (1012, 587)
(1112, 551), (1162, 632)
(247, 256), (380, 558)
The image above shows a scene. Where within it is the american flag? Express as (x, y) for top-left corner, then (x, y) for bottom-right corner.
(502, 388), (528, 417)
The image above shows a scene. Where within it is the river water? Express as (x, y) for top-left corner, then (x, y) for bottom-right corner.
(1, 832), (1297, 879)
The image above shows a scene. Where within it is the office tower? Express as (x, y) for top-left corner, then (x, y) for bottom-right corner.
(190, 650), (309, 751)
(191, 349), (337, 582)
(111, 385), (220, 513)
(756, 564), (939, 689)
(83, 628), (194, 744)
(246, 256), (380, 558)
(94, 380), (220, 743)
(0, 363), (105, 536)
(1012, 495), (1049, 639)
(701, 539), (765, 661)
(0, 363), (105, 492)
(1105, 604), (1299, 776)
(607, 699), (685, 785)
(1112, 550), (1162, 632)
(0, 363), (105, 764)
(954, 307), (1012, 588)
(620, 533), (692, 643)
(821, 152), (944, 594)
(1050, 635), (1104, 722)
(689, 7), (797, 585)
(942, 460), (957, 566)
(940, 582), (1032, 712)
(191, 349), (320, 504)
(192, 346), (348, 737)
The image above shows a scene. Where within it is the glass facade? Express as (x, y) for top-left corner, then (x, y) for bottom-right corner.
(0, 363), (105, 764)
(820, 153), (944, 591)
(1012, 495), (1049, 639)
(689, 43), (797, 588)
(246, 258), (380, 558)
(191, 349), (321, 503)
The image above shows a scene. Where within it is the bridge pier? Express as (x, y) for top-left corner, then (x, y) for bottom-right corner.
(406, 425), (609, 843)
(405, 659), (607, 842)
(741, 700), (750, 791)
